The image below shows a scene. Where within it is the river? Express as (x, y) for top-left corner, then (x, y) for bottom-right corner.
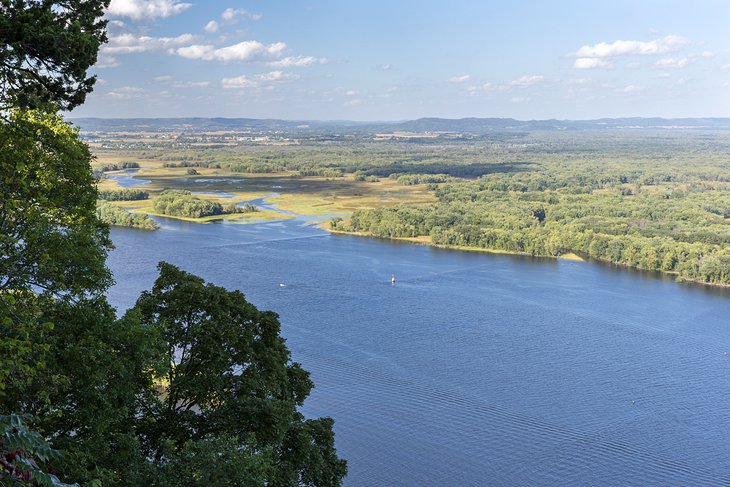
(107, 215), (730, 486)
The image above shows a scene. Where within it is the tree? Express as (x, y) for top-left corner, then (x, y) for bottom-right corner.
(126, 263), (347, 487)
(0, 0), (109, 111)
(0, 110), (111, 402)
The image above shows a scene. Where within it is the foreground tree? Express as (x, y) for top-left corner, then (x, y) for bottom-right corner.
(126, 263), (347, 486)
(0, 110), (111, 403)
(0, 0), (109, 111)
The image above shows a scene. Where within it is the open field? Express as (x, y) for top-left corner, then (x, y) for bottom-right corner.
(94, 157), (437, 223)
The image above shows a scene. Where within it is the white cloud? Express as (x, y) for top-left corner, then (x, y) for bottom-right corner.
(173, 41), (286, 62)
(510, 96), (528, 103)
(154, 75), (209, 88)
(574, 58), (612, 69)
(107, 0), (191, 20)
(449, 74), (471, 83)
(654, 57), (690, 68)
(465, 83), (494, 96)
(95, 53), (120, 68)
(344, 99), (363, 107)
(104, 33), (195, 54)
(574, 35), (689, 58)
(221, 71), (299, 89)
(267, 56), (328, 68)
(656, 72), (672, 78)
(345, 90), (357, 96)
(172, 81), (211, 88)
(509, 75), (544, 88)
(108, 86), (147, 99)
(221, 8), (262, 23)
(374, 63), (393, 71)
(204, 20), (219, 33)
(621, 85), (644, 93)
(722, 63), (730, 71)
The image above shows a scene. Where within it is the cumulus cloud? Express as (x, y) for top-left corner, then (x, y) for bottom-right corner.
(267, 56), (328, 68)
(572, 35), (690, 70)
(107, 86), (147, 99)
(107, 0), (191, 20)
(575, 35), (689, 58)
(449, 74), (471, 83)
(653, 57), (690, 69)
(172, 80), (211, 88)
(221, 8), (262, 23)
(95, 53), (120, 68)
(104, 33), (195, 55)
(221, 71), (299, 89)
(574, 58), (612, 69)
(154, 75), (209, 88)
(509, 75), (544, 88)
(204, 20), (219, 33)
(465, 83), (494, 96)
(374, 63), (393, 71)
(173, 40), (286, 62)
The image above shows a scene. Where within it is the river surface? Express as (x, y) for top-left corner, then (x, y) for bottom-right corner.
(107, 216), (730, 486)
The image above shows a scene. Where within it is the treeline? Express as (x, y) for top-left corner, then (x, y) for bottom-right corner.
(338, 174), (730, 285)
(98, 188), (149, 200)
(105, 131), (730, 184)
(152, 190), (257, 218)
(99, 161), (139, 171)
(96, 201), (159, 230)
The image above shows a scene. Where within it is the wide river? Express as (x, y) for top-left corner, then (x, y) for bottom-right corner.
(107, 215), (730, 486)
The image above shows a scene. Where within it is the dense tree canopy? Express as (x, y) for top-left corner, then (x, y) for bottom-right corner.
(125, 263), (347, 487)
(0, 110), (111, 401)
(0, 0), (109, 111)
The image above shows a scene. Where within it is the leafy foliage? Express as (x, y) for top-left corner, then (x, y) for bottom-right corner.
(0, 110), (111, 401)
(96, 201), (159, 230)
(0, 0), (109, 111)
(125, 263), (347, 486)
(0, 414), (78, 486)
(98, 188), (150, 201)
(153, 190), (225, 218)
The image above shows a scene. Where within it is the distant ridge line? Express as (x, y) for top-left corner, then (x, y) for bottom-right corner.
(70, 116), (730, 133)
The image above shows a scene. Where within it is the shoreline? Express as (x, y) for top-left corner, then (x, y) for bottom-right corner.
(323, 226), (730, 290)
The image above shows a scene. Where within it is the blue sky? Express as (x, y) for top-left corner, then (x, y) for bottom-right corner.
(74, 0), (730, 120)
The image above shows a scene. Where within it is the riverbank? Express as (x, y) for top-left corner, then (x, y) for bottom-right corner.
(324, 226), (586, 262)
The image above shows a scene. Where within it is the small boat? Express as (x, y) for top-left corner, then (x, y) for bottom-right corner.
(391, 274), (396, 284)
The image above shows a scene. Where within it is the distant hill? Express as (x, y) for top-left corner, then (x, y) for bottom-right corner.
(70, 116), (730, 134)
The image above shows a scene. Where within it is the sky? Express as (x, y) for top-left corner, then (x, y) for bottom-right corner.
(73, 0), (730, 120)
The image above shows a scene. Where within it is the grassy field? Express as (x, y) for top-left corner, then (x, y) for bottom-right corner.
(94, 157), (436, 224)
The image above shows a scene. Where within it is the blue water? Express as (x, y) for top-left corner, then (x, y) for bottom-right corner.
(105, 169), (151, 187)
(107, 217), (730, 486)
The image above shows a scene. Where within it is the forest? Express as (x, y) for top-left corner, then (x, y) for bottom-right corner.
(91, 127), (730, 286)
